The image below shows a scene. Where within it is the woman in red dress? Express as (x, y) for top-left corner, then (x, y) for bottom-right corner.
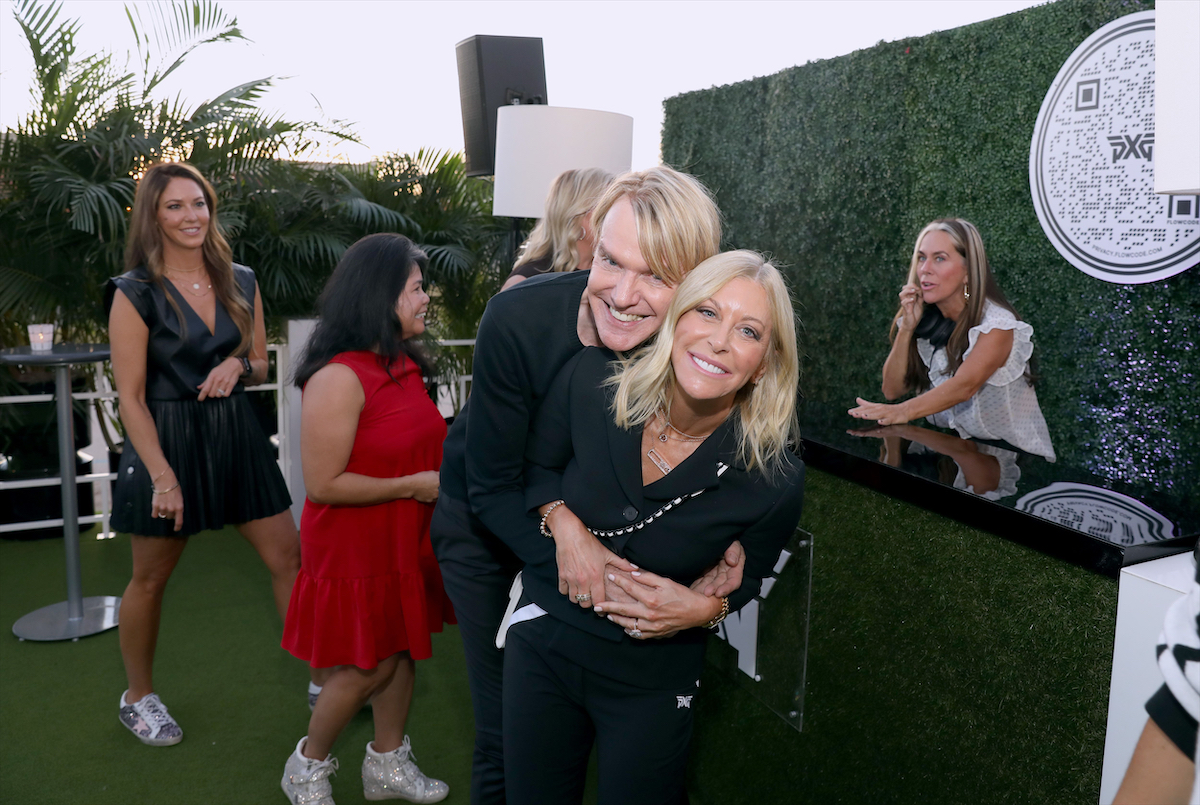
(280, 234), (454, 805)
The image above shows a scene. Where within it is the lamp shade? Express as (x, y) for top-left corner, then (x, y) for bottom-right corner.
(1155, 0), (1200, 195)
(492, 106), (633, 218)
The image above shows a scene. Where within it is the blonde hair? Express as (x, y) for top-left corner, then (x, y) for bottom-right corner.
(891, 218), (1020, 390)
(125, 162), (253, 355)
(589, 166), (722, 286)
(514, 168), (614, 273)
(606, 250), (800, 476)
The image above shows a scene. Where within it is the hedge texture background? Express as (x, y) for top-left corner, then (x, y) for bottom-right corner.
(661, 0), (1196, 496)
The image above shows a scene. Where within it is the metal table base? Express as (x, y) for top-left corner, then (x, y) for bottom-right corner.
(1, 345), (120, 640)
(14, 595), (121, 641)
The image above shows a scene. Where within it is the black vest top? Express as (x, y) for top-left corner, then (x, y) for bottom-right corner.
(104, 265), (256, 401)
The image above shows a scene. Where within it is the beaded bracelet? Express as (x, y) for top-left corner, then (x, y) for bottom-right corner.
(704, 596), (730, 630)
(539, 500), (566, 538)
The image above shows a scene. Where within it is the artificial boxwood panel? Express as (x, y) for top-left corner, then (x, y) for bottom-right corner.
(663, 0), (1196, 494)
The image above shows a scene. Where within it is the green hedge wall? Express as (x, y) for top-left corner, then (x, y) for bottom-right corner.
(662, 0), (1196, 495)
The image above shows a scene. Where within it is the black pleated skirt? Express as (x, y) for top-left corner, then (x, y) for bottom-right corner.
(112, 394), (292, 538)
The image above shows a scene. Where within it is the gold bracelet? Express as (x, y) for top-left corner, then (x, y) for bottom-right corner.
(539, 500), (565, 538)
(704, 596), (730, 630)
(152, 481), (180, 496)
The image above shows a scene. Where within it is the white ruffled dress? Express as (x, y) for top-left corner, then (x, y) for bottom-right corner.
(917, 301), (1056, 462)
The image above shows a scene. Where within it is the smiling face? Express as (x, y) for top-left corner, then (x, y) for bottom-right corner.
(915, 229), (968, 312)
(395, 266), (430, 339)
(155, 177), (210, 255)
(671, 277), (772, 412)
(585, 196), (676, 352)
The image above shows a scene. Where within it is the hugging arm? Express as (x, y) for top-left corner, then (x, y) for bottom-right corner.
(598, 464), (805, 638)
(524, 351), (634, 609)
(464, 305), (558, 568)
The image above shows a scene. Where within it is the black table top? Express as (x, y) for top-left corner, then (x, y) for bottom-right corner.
(798, 400), (1197, 577)
(0, 344), (111, 366)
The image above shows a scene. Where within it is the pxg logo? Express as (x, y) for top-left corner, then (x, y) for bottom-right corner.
(1106, 132), (1154, 163)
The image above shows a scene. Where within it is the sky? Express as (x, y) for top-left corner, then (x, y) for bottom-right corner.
(0, 0), (1047, 169)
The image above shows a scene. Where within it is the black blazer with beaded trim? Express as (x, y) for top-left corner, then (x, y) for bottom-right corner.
(516, 347), (804, 662)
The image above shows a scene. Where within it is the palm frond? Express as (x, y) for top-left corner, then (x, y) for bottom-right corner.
(126, 0), (245, 96)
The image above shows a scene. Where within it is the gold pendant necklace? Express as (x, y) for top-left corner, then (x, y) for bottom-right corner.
(647, 448), (673, 476)
(168, 274), (212, 297)
(655, 407), (706, 443)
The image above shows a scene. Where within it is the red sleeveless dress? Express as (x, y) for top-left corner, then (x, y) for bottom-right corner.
(282, 351), (455, 668)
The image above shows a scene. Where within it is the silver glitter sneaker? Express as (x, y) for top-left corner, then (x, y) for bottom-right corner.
(118, 690), (182, 746)
(362, 736), (448, 803)
(282, 737), (339, 805)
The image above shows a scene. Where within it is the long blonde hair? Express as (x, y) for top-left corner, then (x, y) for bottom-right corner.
(606, 250), (800, 476)
(589, 167), (722, 287)
(891, 218), (1019, 391)
(514, 168), (613, 273)
(125, 162), (253, 355)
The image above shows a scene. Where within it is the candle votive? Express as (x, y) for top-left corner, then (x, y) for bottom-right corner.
(28, 324), (54, 352)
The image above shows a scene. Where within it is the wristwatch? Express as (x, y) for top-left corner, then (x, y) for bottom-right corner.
(238, 356), (252, 377)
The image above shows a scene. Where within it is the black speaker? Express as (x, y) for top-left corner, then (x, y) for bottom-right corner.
(455, 35), (548, 177)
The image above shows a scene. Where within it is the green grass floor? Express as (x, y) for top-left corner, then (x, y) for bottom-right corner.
(1, 468), (1118, 804)
(0, 524), (479, 805)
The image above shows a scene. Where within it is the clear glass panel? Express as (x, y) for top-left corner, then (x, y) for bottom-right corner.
(705, 527), (813, 732)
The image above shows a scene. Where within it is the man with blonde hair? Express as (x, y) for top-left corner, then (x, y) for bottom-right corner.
(431, 166), (734, 805)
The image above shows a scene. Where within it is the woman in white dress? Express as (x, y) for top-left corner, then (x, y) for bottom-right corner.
(849, 218), (1055, 461)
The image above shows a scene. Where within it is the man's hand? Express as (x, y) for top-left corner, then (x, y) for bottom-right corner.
(691, 540), (745, 598)
(543, 503), (635, 608)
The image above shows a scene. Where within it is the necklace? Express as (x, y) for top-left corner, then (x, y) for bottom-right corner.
(655, 407), (706, 443)
(164, 262), (204, 274)
(167, 273), (212, 297)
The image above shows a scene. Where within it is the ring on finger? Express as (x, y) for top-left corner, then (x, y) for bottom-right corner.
(574, 592), (592, 603)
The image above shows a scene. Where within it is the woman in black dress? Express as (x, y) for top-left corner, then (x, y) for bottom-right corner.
(106, 162), (298, 746)
(505, 251), (805, 803)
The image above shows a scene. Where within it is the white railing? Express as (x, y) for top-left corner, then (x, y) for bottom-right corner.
(0, 339), (475, 537)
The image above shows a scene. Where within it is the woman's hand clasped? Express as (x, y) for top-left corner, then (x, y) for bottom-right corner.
(196, 357), (245, 401)
(546, 504), (635, 609)
(595, 568), (722, 640)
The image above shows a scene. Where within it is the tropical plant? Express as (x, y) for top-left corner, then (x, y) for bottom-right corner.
(0, 0), (345, 348)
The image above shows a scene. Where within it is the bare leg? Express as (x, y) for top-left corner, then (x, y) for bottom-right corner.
(370, 652), (415, 753)
(235, 511), (300, 621)
(304, 655), (400, 760)
(119, 535), (189, 702)
(1113, 717), (1195, 805)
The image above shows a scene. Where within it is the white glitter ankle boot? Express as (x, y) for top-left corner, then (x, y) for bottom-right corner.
(362, 736), (448, 803)
(281, 737), (338, 805)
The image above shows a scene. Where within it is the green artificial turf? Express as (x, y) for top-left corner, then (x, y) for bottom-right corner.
(0, 526), (476, 805)
(689, 469), (1118, 804)
(1, 468), (1118, 804)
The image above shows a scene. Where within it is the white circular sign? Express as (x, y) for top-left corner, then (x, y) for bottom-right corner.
(1015, 482), (1176, 545)
(1029, 10), (1200, 284)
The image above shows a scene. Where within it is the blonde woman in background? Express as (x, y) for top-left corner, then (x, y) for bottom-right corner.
(500, 167), (613, 291)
